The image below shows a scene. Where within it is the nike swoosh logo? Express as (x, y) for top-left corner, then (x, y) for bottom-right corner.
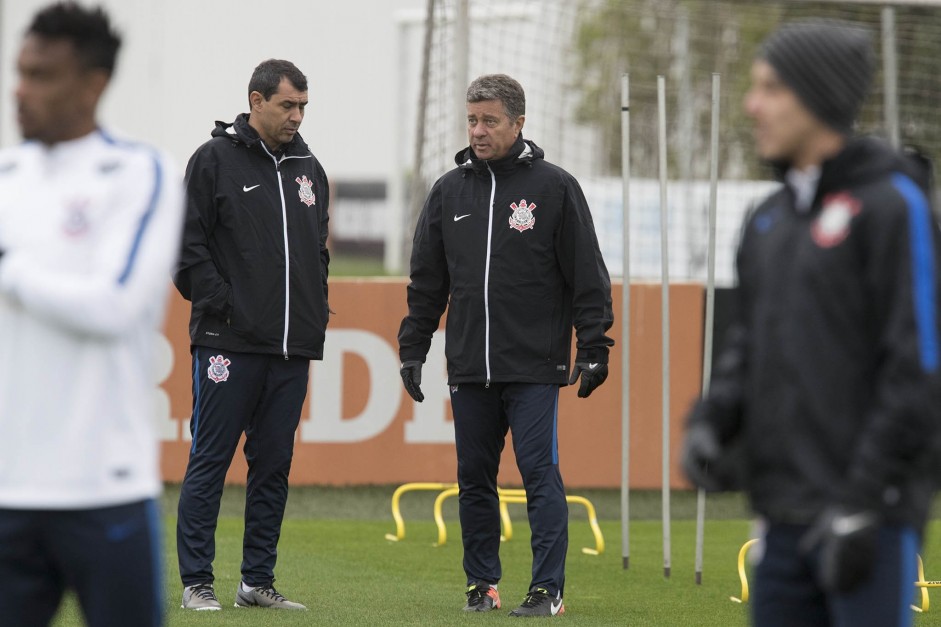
(243, 184), (260, 192)
(588, 363), (599, 370)
(550, 598), (563, 616)
(454, 214), (471, 222)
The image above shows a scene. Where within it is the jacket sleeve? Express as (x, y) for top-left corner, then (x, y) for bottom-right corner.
(0, 152), (185, 338)
(398, 181), (449, 363)
(688, 323), (748, 443)
(555, 176), (614, 363)
(687, 216), (751, 443)
(845, 173), (941, 509)
(172, 145), (232, 319)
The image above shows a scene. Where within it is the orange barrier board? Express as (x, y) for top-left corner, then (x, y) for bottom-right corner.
(157, 279), (703, 488)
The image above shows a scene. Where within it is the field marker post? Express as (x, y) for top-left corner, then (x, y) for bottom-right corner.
(657, 74), (671, 579)
(881, 6), (900, 148)
(695, 72), (721, 585)
(620, 72), (631, 570)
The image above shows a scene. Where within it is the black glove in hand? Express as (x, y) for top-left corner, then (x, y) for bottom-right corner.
(568, 361), (608, 398)
(800, 506), (879, 594)
(400, 361), (424, 402)
(681, 422), (723, 491)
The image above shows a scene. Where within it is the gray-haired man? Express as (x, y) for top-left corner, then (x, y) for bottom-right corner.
(399, 74), (614, 617)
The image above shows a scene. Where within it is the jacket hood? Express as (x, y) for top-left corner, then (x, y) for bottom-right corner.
(777, 135), (932, 200)
(454, 136), (545, 175)
(822, 136), (929, 189)
(210, 113), (310, 156)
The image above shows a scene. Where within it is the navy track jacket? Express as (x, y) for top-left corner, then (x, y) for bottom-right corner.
(174, 114), (330, 360)
(691, 137), (941, 529)
(398, 136), (614, 385)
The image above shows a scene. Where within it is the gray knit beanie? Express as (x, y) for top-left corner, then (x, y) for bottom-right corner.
(759, 20), (875, 134)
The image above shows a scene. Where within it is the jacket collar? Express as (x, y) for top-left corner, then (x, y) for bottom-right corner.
(212, 113), (311, 157)
(776, 136), (929, 211)
(456, 135), (541, 176)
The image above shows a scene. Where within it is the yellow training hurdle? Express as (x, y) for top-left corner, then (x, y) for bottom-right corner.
(730, 539), (759, 604)
(383, 482), (513, 543)
(913, 554), (941, 613)
(386, 482), (604, 555)
(496, 490), (605, 556)
(433, 487), (508, 547)
(383, 482), (457, 542)
(731, 539), (940, 612)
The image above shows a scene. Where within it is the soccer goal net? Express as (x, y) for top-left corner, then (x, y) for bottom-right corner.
(392, 0), (941, 284)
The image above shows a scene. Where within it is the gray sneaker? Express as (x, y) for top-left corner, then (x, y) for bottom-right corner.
(234, 583), (307, 610)
(181, 583), (222, 611)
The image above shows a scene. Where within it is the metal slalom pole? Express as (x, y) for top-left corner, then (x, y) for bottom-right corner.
(881, 6), (900, 149)
(695, 72), (721, 585)
(657, 75), (671, 579)
(620, 73), (631, 570)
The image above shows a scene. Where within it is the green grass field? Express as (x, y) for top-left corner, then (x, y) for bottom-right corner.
(49, 488), (941, 626)
(329, 253), (389, 277)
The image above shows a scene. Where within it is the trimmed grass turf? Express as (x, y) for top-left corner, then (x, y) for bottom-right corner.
(50, 489), (941, 625)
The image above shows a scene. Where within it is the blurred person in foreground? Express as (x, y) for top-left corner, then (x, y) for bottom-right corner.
(398, 74), (613, 617)
(682, 20), (941, 627)
(173, 59), (330, 611)
(0, 3), (184, 626)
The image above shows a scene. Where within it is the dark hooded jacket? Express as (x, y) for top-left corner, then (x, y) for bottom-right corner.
(691, 137), (941, 529)
(174, 113), (330, 359)
(398, 136), (614, 384)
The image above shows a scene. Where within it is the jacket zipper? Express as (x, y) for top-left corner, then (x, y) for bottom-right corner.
(259, 144), (309, 360)
(484, 164), (497, 386)
(275, 162), (291, 359)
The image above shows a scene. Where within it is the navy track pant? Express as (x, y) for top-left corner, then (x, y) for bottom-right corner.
(752, 523), (919, 627)
(450, 383), (568, 596)
(177, 347), (309, 587)
(0, 499), (163, 627)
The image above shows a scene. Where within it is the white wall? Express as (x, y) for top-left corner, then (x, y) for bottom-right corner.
(0, 0), (421, 178)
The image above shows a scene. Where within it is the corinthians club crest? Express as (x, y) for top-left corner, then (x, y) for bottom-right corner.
(62, 199), (91, 237)
(812, 192), (861, 248)
(296, 175), (316, 207)
(509, 199), (536, 232)
(207, 355), (231, 383)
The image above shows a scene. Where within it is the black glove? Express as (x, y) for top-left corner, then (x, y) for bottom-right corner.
(800, 506), (879, 593)
(400, 361), (424, 402)
(568, 361), (608, 398)
(682, 422), (723, 491)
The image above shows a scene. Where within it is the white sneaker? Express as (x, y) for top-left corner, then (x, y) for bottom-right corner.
(181, 583), (222, 611)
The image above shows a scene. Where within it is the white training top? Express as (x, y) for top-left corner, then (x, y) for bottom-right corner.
(0, 129), (184, 509)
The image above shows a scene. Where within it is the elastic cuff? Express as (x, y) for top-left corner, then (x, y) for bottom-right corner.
(399, 353), (426, 364)
(575, 347), (608, 364)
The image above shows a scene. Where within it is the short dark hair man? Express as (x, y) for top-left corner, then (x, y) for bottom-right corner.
(0, 3), (184, 626)
(683, 21), (941, 626)
(399, 73), (614, 617)
(174, 59), (330, 611)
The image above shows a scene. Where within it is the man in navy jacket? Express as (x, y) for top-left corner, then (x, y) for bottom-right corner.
(683, 21), (941, 627)
(399, 74), (613, 617)
(174, 59), (329, 612)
